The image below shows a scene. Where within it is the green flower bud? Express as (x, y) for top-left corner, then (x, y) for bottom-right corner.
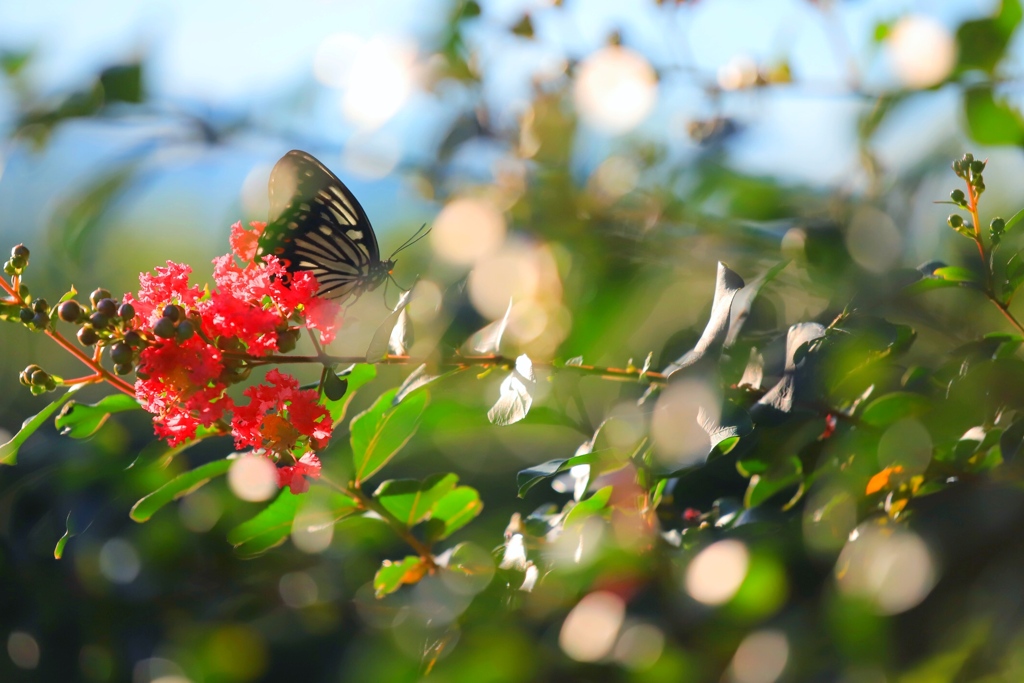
(948, 214), (964, 228)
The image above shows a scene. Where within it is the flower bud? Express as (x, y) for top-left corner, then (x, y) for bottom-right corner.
(11, 245), (29, 260)
(113, 363), (134, 376)
(31, 312), (49, 329)
(124, 330), (143, 348)
(948, 214), (964, 229)
(96, 298), (118, 318)
(32, 298), (49, 314)
(58, 300), (83, 323)
(89, 311), (110, 329)
(991, 217), (1006, 234)
(18, 308), (34, 324)
(176, 319), (195, 342)
(110, 342), (133, 365)
(162, 304), (182, 322)
(950, 189), (965, 205)
(77, 325), (99, 346)
(117, 303), (135, 320)
(153, 317), (177, 339)
(90, 288), (111, 308)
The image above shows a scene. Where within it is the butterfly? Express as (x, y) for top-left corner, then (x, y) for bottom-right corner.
(256, 150), (424, 303)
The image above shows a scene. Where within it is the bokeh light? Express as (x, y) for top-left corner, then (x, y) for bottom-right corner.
(729, 630), (789, 683)
(612, 622), (665, 670)
(845, 206), (903, 273)
(651, 380), (719, 469)
(279, 571), (319, 608)
(178, 488), (222, 533)
(836, 523), (937, 614)
(558, 591), (626, 662)
(341, 38), (418, 129)
(7, 631), (40, 670)
(98, 538), (141, 585)
(227, 455), (278, 502)
(291, 504), (335, 554)
(887, 16), (957, 89)
(686, 539), (750, 606)
(430, 196), (507, 266)
(573, 46), (657, 134)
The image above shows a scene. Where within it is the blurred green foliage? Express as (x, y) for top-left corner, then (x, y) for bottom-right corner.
(5, 1), (1024, 682)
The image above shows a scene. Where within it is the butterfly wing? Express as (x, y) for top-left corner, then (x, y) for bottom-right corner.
(257, 150), (383, 301)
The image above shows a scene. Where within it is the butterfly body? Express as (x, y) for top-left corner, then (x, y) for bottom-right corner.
(256, 150), (394, 302)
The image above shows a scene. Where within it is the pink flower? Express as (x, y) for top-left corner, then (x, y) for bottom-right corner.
(277, 453), (322, 494)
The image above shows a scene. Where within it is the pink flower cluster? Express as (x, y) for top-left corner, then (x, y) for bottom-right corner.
(126, 222), (343, 490)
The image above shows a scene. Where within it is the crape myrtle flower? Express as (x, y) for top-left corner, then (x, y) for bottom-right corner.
(125, 221), (342, 493)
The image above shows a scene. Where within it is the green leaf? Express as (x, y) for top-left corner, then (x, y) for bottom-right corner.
(366, 290), (412, 363)
(324, 363), (377, 427)
(54, 509), (92, 560)
(351, 389), (429, 484)
(726, 260), (789, 346)
(227, 489), (300, 556)
(956, 0), (1021, 75)
(425, 486), (484, 540)
(860, 392), (932, 427)
(54, 393), (140, 439)
(129, 458), (233, 522)
(904, 278), (965, 295)
(322, 369), (348, 402)
(128, 426), (222, 470)
(0, 384), (83, 465)
(1004, 206), (1024, 233)
(374, 555), (425, 597)
(227, 488), (359, 558)
(964, 86), (1024, 146)
(933, 266), (981, 283)
(744, 456), (803, 509)
(516, 451), (600, 498)
(375, 473), (459, 527)
(564, 486), (613, 526)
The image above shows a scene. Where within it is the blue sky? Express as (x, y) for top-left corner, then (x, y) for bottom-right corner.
(0, 0), (1012, 281)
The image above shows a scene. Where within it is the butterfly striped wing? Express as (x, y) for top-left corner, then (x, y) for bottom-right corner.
(256, 150), (389, 301)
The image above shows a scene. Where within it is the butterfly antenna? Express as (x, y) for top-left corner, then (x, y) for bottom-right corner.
(389, 223), (431, 258)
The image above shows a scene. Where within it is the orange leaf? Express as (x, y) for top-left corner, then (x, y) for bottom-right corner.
(865, 465), (904, 495)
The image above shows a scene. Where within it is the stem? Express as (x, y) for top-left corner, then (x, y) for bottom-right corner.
(45, 329), (136, 396)
(322, 475), (437, 568)
(963, 173), (1024, 336)
(227, 351), (669, 386)
(987, 292), (1024, 336)
(966, 177), (992, 291)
